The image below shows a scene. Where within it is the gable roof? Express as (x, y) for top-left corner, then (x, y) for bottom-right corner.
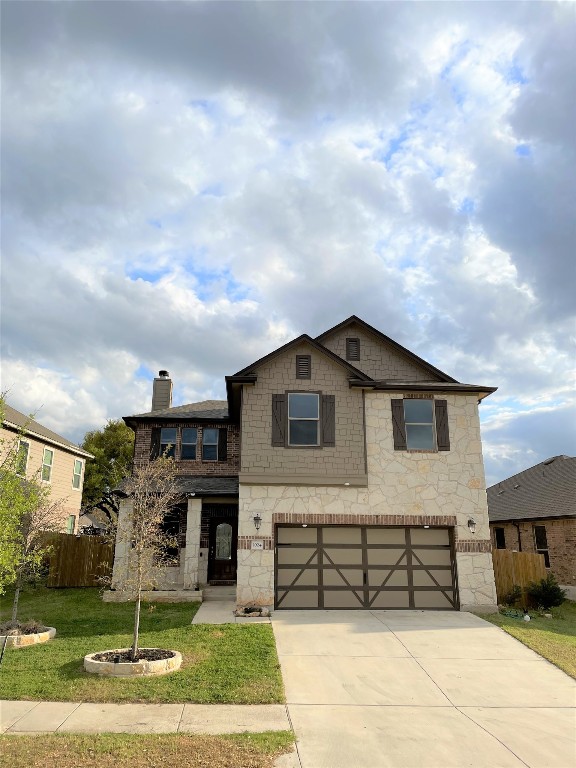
(315, 315), (458, 383)
(487, 455), (576, 522)
(230, 333), (372, 380)
(124, 400), (228, 427)
(2, 404), (93, 459)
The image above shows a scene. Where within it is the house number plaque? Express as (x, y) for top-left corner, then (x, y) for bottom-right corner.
(251, 540), (264, 550)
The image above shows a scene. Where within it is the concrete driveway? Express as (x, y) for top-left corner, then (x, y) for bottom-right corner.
(271, 610), (576, 768)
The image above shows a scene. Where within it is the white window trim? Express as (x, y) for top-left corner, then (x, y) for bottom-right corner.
(72, 458), (83, 490)
(16, 439), (30, 477)
(42, 447), (54, 482)
(288, 392), (320, 447)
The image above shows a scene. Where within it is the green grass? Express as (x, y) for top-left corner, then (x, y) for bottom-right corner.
(0, 732), (295, 768)
(0, 586), (284, 703)
(481, 600), (576, 679)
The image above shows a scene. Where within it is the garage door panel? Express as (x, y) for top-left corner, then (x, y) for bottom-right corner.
(367, 569), (409, 588)
(275, 526), (457, 611)
(323, 527), (362, 544)
(323, 548), (363, 565)
(277, 568), (319, 587)
(277, 548), (318, 565)
(323, 569), (364, 587)
(369, 591), (410, 609)
(324, 590), (365, 608)
(367, 548), (407, 566)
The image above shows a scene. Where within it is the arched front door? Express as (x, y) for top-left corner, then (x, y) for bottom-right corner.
(208, 517), (238, 583)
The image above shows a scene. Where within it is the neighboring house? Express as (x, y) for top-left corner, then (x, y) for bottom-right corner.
(112, 315), (499, 612)
(488, 455), (576, 593)
(1, 403), (93, 533)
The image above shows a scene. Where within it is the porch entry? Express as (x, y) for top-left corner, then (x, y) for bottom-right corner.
(204, 505), (238, 585)
(275, 525), (458, 610)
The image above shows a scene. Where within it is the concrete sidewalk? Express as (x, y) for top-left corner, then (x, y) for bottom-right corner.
(191, 599), (270, 624)
(1, 700), (290, 735)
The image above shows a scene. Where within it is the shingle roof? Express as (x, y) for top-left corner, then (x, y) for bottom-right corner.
(127, 400), (229, 420)
(2, 404), (93, 458)
(176, 475), (238, 496)
(487, 456), (576, 522)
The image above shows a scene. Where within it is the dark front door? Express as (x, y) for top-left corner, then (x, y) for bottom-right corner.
(208, 517), (238, 583)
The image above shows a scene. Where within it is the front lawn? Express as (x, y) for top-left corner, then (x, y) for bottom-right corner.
(481, 600), (576, 679)
(0, 586), (284, 703)
(0, 732), (294, 768)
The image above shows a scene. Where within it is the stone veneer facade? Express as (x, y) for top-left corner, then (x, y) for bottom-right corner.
(236, 391), (497, 613)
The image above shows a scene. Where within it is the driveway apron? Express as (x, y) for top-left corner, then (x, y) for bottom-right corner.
(271, 610), (576, 768)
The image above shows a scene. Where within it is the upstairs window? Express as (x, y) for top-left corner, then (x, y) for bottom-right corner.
(72, 459), (83, 489)
(42, 447), (54, 482)
(202, 428), (219, 460)
(404, 399), (435, 450)
(181, 428), (198, 460)
(494, 527), (506, 549)
(288, 393), (319, 446)
(346, 337), (360, 361)
(16, 440), (29, 476)
(160, 428), (177, 458)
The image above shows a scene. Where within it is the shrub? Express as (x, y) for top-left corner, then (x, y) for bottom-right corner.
(526, 574), (566, 610)
(503, 584), (523, 607)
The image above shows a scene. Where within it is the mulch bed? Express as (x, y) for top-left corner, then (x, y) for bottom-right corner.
(0, 621), (48, 636)
(92, 649), (175, 663)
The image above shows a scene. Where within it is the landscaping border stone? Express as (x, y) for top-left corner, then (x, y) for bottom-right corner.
(84, 648), (182, 677)
(0, 627), (56, 648)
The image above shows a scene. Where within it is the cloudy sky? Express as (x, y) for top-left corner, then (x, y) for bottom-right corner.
(1, 1), (574, 485)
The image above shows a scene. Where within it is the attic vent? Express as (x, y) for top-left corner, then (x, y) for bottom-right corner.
(346, 337), (360, 361)
(296, 355), (311, 379)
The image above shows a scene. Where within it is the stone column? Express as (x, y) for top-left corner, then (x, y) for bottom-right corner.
(111, 498), (133, 590)
(183, 497), (202, 589)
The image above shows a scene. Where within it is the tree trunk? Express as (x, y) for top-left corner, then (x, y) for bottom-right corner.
(11, 574), (22, 623)
(131, 593), (141, 661)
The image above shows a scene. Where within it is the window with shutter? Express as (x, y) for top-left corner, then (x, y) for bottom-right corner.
(218, 428), (228, 462)
(391, 397), (450, 452)
(346, 337), (360, 361)
(296, 355), (311, 379)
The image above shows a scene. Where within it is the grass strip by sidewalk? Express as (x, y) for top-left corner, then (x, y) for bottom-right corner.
(0, 732), (294, 768)
(481, 600), (576, 679)
(0, 586), (284, 703)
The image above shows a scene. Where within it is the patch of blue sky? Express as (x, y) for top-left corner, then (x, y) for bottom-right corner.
(377, 128), (410, 169)
(135, 365), (155, 381)
(200, 183), (225, 197)
(458, 197), (475, 214)
(375, 100), (431, 169)
(515, 144), (532, 158)
(148, 218), (162, 229)
(190, 265), (250, 302)
(440, 39), (472, 81)
(126, 266), (171, 284)
(451, 84), (466, 108)
(188, 98), (217, 115)
(504, 61), (528, 86)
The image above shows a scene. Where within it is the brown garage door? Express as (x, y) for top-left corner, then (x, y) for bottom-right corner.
(275, 525), (458, 610)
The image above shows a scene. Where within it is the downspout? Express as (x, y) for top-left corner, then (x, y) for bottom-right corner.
(513, 523), (522, 552)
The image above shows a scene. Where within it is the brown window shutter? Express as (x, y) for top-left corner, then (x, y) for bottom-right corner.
(218, 428), (228, 461)
(296, 355), (311, 379)
(435, 400), (450, 451)
(150, 427), (161, 459)
(391, 399), (407, 450)
(346, 337), (360, 361)
(271, 394), (287, 446)
(321, 395), (336, 446)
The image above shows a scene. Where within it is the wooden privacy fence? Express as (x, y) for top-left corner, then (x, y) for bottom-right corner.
(492, 549), (546, 603)
(47, 533), (114, 588)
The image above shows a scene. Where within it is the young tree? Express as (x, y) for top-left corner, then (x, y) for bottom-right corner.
(81, 419), (135, 529)
(116, 457), (180, 660)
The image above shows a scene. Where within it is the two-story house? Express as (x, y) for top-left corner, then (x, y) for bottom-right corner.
(111, 316), (498, 612)
(1, 403), (93, 533)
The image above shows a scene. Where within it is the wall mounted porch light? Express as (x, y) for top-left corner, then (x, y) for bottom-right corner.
(253, 513), (262, 531)
(467, 518), (477, 534)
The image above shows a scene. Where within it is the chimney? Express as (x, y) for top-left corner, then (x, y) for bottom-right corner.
(152, 370), (172, 411)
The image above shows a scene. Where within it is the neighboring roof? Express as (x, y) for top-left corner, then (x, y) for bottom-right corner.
(115, 475), (239, 497)
(125, 400), (229, 424)
(349, 380), (497, 400)
(315, 315), (458, 383)
(487, 455), (576, 522)
(2, 404), (93, 459)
